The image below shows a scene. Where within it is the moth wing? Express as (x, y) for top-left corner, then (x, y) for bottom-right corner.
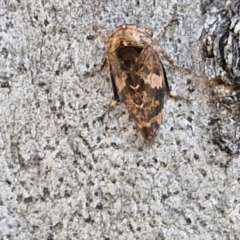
(125, 46), (167, 140)
(136, 46), (167, 140)
(108, 47), (167, 141)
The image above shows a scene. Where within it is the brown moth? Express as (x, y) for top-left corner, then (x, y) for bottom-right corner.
(96, 24), (170, 141)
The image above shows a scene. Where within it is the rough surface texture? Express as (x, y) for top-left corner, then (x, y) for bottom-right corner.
(0, 0), (239, 239)
(203, 0), (240, 155)
(204, 0), (240, 85)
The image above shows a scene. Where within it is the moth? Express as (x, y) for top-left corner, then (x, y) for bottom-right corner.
(94, 24), (172, 141)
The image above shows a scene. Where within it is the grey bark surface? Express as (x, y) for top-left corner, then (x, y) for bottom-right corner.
(204, 0), (240, 155)
(0, 0), (239, 239)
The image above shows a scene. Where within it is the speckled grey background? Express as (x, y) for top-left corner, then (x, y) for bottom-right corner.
(0, 0), (240, 239)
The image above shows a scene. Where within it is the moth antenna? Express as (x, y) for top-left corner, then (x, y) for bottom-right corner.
(155, 46), (178, 67)
(93, 23), (107, 43)
(153, 19), (177, 44)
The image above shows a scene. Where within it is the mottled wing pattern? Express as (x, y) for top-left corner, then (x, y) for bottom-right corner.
(109, 46), (167, 141)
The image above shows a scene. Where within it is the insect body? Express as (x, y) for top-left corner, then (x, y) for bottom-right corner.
(100, 24), (169, 141)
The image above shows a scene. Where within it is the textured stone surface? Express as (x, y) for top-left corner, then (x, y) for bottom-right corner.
(0, 0), (240, 239)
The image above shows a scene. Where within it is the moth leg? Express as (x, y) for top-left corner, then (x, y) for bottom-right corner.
(165, 82), (188, 101)
(92, 23), (107, 43)
(166, 85), (190, 102)
(156, 47), (179, 68)
(105, 71), (120, 111)
(165, 81), (178, 98)
(97, 56), (107, 73)
(84, 56), (107, 77)
(155, 46), (191, 73)
(84, 24), (108, 77)
(162, 66), (178, 97)
(110, 70), (120, 102)
(98, 70), (120, 122)
(162, 63), (189, 102)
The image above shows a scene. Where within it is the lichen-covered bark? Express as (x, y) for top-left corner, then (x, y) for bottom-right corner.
(0, 0), (239, 239)
(203, 0), (240, 154)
